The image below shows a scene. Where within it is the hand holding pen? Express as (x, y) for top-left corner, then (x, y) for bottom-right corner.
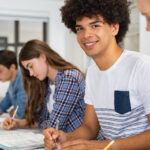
(43, 119), (63, 150)
(54, 119), (60, 144)
(10, 105), (19, 126)
(2, 106), (19, 130)
(103, 140), (115, 150)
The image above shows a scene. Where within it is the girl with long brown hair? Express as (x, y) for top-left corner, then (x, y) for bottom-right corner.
(3, 39), (85, 132)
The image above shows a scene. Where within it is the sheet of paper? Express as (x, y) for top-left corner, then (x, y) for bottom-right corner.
(0, 129), (44, 149)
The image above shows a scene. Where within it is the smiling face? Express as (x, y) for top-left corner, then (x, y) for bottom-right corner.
(136, 0), (150, 31)
(75, 16), (119, 59)
(21, 54), (48, 81)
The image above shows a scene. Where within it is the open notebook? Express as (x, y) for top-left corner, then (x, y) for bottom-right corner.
(0, 129), (44, 150)
(0, 114), (44, 150)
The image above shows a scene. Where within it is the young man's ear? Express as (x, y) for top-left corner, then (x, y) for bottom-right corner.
(111, 23), (119, 36)
(10, 64), (16, 70)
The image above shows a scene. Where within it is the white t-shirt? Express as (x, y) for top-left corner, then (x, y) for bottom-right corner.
(85, 50), (150, 139)
(47, 84), (55, 113)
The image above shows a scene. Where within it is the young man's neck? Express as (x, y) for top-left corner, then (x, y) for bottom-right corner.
(10, 69), (17, 82)
(93, 43), (123, 71)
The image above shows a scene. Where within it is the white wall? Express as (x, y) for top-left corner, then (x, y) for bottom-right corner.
(0, 0), (88, 97)
(123, 3), (139, 52)
(0, 0), (65, 56)
(64, 31), (89, 72)
(139, 14), (150, 55)
(0, 0), (87, 70)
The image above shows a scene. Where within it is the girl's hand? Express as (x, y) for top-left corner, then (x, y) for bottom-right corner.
(2, 118), (18, 130)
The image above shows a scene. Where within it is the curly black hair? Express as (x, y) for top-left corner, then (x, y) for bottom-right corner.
(61, 0), (130, 43)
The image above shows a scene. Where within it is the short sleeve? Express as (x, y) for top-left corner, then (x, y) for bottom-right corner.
(84, 68), (93, 105)
(135, 59), (150, 114)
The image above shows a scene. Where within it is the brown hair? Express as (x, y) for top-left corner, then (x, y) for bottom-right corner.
(19, 39), (81, 126)
(0, 50), (17, 69)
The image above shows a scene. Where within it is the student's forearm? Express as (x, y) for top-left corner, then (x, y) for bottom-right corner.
(66, 123), (99, 141)
(15, 119), (28, 128)
(63, 130), (150, 150)
(110, 130), (150, 150)
(16, 119), (37, 129)
(16, 119), (36, 129)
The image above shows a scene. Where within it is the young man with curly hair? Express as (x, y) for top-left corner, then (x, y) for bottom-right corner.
(43, 0), (150, 149)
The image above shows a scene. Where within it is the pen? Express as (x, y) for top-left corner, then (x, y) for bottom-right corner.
(53, 119), (60, 145)
(10, 105), (19, 126)
(56, 119), (60, 130)
(103, 140), (115, 150)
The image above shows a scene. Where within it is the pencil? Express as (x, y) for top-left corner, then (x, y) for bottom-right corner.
(56, 119), (60, 130)
(53, 119), (60, 146)
(103, 140), (115, 150)
(10, 105), (19, 125)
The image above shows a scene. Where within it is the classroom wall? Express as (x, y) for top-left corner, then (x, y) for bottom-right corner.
(139, 14), (150, 55)
(0, 0), (88, 70)
(123, 3), (139, 52)
(0, 0), (88, 97)
(0, 0), (64, 56)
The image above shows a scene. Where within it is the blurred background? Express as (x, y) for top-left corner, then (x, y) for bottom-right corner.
(0, 0), (150, 98)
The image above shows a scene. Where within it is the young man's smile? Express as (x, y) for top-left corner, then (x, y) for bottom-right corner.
(84, 41), (98, 49)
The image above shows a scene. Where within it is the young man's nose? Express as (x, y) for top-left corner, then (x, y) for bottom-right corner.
(83, 28), (93, 38)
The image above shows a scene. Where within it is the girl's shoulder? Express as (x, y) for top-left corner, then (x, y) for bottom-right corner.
(63, 69), (81, 77)
(62, 69), (84, 82)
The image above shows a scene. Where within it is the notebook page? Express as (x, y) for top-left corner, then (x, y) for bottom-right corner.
(0, 129), (44, 149)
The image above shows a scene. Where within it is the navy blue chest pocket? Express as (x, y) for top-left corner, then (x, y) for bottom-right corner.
(114, 91), (131, 114)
